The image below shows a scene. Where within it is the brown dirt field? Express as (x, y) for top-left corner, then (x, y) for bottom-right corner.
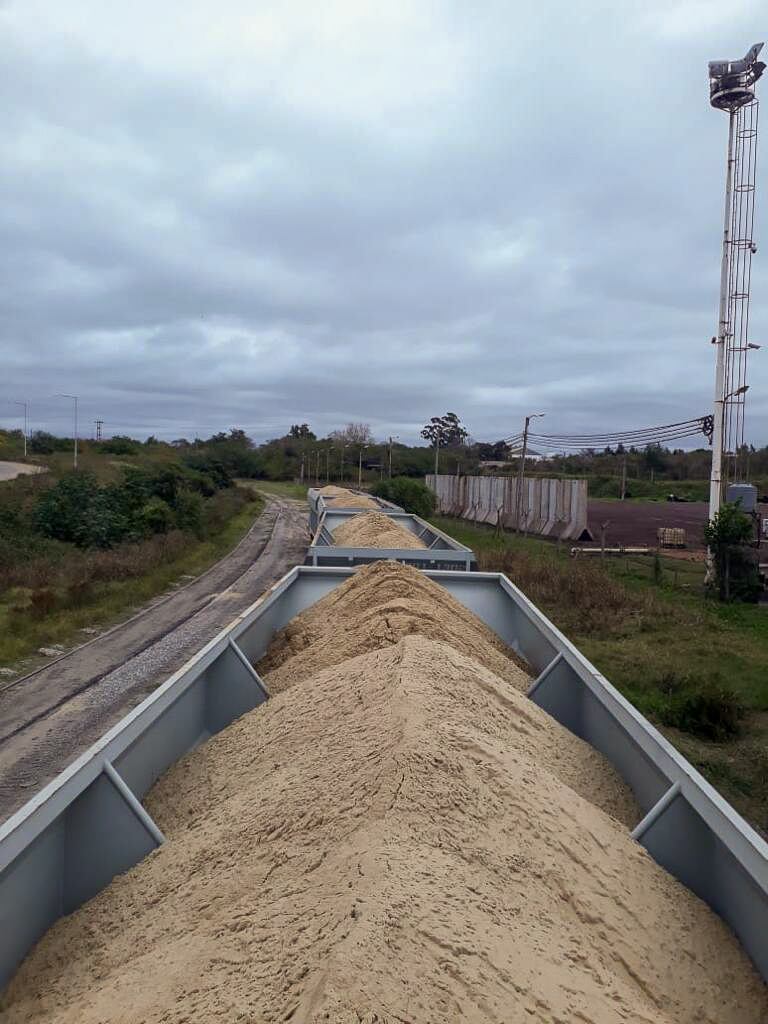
(588, 501), (710, 549)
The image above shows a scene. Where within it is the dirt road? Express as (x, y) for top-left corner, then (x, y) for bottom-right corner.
(0, 461), (45, 482)
(0, 495), (309, 822)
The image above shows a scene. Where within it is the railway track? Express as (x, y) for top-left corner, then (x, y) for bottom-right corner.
(0, 496), (309, 821)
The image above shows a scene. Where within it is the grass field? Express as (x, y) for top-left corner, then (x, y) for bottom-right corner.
(0, 492), (264, 670)
(432, 515), (768, 835)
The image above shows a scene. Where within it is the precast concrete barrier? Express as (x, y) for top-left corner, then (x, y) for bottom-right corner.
(1, 568), (766, 988)
(426, 474), (591, 539)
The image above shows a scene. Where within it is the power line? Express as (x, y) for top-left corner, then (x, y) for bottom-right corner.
(502, 416), (711, 452)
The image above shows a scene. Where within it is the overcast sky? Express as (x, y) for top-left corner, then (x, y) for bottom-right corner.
(1, 1), (767, 446)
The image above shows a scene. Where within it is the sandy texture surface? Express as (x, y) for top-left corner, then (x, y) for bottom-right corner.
(318, 485), (381, 510)
(332, 511), (426, 549)
(257, 560), (530, 693)
(4, 636), (765, 1024)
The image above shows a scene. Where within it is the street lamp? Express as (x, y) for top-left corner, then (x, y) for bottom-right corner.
(358, 445), (369, 488)
(339, 443), (349, 483)
(12, 401), (28, 458)
(55, 394), (79, 470)
(516, 412), (545, 534)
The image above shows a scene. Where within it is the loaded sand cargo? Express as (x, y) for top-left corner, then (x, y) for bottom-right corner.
(307, 508), (476, 570)
(307, 486), (403, 531)
(0, 511), (767, 1019)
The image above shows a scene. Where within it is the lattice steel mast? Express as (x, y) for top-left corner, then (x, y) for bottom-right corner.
(708, 43), (764, 525)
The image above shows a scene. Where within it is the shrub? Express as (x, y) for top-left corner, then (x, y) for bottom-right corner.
(138, 498), (175, 535)
(29, 588), (58, 619)
(98, 436), (140, 456)
(371, 477), (436, 519)
(174, 490), (205, 536)
(646, 671), (745, 741)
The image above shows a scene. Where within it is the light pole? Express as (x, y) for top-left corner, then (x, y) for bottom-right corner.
(516, 413), (545, 534)
(358, 445), (368, 488)
(12, 401), (28, 458)
(56, 394), (79, 470)
(325, 447), (331, 483)
(339, 444), (349, 483)
(388, 435), (399, 478)
(706, 43), (764, 578)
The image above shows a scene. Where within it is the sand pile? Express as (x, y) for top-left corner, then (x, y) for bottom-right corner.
(4, 636), (765, 1024)
(257, 560), (530, 693)
(317, 485), (380, 510)
(332, 511), (426, 549)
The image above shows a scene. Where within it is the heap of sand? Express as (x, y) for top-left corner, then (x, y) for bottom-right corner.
(317, 485), (380, 510)
(257, 560), (529, 694)
(4, 633), (766, 1024)
(331, 511), (426, 549)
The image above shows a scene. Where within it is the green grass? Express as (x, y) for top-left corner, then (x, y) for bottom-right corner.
(236, 478), (308, 501)
(432, 515), (768, 833)
(0, 494), (264, 669)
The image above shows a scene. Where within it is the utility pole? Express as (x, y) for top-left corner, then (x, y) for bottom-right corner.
(388, 435), (399, 478)
(300, 450), (305, 485)
(708, 109), (735, 524)
(434, 435), (440, 479)
(315, 448), (320, 484)
(13, 401), (28, 458)
(94, 419), (103, 441)
(340, 444), (348, 483)
(358, 445), (368, 488)
(56, 394), (79, 470)
(325, 447), (330, 483)
(620, 453), (627, 500)
(516, 413), (545, 534)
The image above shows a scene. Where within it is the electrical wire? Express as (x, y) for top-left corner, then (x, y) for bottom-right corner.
(501, 416), (711, 455)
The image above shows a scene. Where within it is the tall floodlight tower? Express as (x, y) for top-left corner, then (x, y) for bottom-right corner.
(707, 43), (764, 531)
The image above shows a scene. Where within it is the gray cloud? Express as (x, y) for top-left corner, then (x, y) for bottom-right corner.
(1, 1), (766, 446)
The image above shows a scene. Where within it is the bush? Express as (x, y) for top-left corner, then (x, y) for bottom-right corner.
(371, 477), (436, 519)
(98, 436), (140, 456)
(646, 671), (745, 741)
(174, 490), (205, 536)
(138, 498), (175, 535)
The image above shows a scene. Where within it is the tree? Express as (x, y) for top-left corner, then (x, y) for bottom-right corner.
(642, 443), (667, 481)
(420, 412), (468, 449)
(330, 422), (373, 445)
(704, 502), (760, 602)
(289, 424), (316, 440)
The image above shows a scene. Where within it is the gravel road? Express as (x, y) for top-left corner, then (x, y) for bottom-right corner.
(0, 461), (45, 482)
(0, 495), (309, 822)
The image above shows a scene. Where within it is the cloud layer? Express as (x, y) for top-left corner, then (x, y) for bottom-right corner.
(1, 1), (767, 445)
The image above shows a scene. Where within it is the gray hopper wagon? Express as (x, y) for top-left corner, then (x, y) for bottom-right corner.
(1, 568), (767, 990)
(306, 508), (476, 571)
(307, 487), (403, 532)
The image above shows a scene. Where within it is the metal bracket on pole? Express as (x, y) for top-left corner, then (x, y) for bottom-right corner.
(527, 652), (564, 699)
(228, 638), (269, 700)
(631, 780), (682, 842)
(102, 759), (165, 846)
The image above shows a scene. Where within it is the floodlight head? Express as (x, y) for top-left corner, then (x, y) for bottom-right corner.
(709, 41), (764, 111)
